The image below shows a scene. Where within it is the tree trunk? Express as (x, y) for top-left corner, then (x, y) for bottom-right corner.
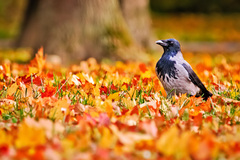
(16, 0), (151, 65)
(119, 0), (153, 49)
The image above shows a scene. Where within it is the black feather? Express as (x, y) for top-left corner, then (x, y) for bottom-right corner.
(182, 63), (212, 100)
(156, 58), (178, 81)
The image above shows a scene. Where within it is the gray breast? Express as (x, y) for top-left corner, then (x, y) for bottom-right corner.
(156, 60), (200, 97)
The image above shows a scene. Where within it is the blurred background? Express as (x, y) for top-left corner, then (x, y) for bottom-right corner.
(0, 0), (240, 65)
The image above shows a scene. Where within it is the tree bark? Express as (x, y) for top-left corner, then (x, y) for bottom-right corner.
(119, 0), (153, 49)
(16, 0), (151, 65)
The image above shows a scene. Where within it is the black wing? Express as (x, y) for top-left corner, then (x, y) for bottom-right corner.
(182, 63), (212, 99)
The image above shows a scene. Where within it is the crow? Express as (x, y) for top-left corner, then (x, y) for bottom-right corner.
(155, 38), (212, 100)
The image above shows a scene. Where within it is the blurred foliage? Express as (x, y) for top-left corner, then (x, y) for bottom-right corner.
(0, 0), (26, 39)
(150, 0), (240, 13)
(0, 0), (240, 43)
(152, 13), (240, 42)
(0, 48), (31, 63)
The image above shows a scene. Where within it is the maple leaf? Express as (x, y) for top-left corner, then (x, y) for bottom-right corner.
(130, 105), (139, 115)
(49, 98), (70, 121)
(156, 126), (191, 158)
(3, 64), (10, 77)
(103, 100), (113, 117)
(15, 120), (46, 148)
(100, 86), (108, 95)
(30, 47), (46, 74)
(198, 99), (212, 112)
(0, 130), (12, 146)
(28, 67), (38, 74)
(139, 63), (148, 73)
(7, 83), (18, 96)
(36, 47), (46, 74)
(192, 113), (203, 126)
(19, 74), (42, 86)
(141, 70), (151, 79)
(107, 92), (120, 101)
(40, 84), (56, 98)
(98, 127), (117, 149)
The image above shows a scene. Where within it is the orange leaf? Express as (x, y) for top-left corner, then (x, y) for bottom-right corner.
(198, 99), (212, 112)
(192, 113), (203, 126)
(130, 105), (139, 115)
(189, 106), (200, 116)
(3, 64), (10, 77)
(31, 47), (46, 74)
(139, 63), (148, 73)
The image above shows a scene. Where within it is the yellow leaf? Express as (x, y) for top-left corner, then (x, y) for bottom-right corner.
(49, 98), (70, 121)
(122, 85), (127, 90)
(156, 126), (191, 158)
(156, 126), (179, 156)
(28, 148), (35, 155)
(108, 92), (120, 101)
(61, 139), (74, 150)
(121, 77), (130, 84)
(28, 67), (38, 74)
(4, 64), (10, 77)
(7, 83), (18, 96)
(76, 73), (85, 83)
(93, 84), (100, 96)
(0, 129), (12, 146)
(129, 88), (135, 99)
(99, 128), (117, 149)
(116, 61), (125, 69)
(141, 70), (151, 79)
(15, 122), (46, 148)
(0, 73), (3, 80)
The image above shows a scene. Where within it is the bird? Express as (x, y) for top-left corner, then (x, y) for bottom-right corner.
(155, 38), (212, 100)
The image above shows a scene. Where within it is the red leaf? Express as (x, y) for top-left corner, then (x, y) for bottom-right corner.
(0, 145), (9, 155)
(46, 72), (54, 79)
(40, 85), (56, 98)
(130, 105), (139, 115)
(33, 76), (42, 85)
(205, 116), (213, 123)
(233, 142), (240, 152)
(19, 74), (42, 86)
(100, 86), (108, 94)
(110, 84), (118, 92)
(132, 75), (140, 86)
(142, 78), (151, 84)
(121, 107), (129, 115)
(6, 95), (14, 100)
(139, 63), (148, 73)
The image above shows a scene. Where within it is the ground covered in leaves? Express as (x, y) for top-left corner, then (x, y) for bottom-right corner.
(0, 48), (239, 159)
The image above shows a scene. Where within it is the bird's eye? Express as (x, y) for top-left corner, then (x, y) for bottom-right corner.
(170, 41), (174, 45)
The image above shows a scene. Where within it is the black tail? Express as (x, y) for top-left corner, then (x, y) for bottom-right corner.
(202, 90), (213, 101)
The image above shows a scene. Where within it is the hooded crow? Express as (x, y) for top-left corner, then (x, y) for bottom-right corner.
(155, 38), (212, 100)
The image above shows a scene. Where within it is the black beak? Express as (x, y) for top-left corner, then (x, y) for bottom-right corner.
(156, 40), (168, 47)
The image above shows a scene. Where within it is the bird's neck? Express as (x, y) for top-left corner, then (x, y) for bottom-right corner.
(170, 51), (184, 61)
(162, 49), (181, 59)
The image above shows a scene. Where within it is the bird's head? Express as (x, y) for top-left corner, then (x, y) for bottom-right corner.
(155, 39), (181, 53)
